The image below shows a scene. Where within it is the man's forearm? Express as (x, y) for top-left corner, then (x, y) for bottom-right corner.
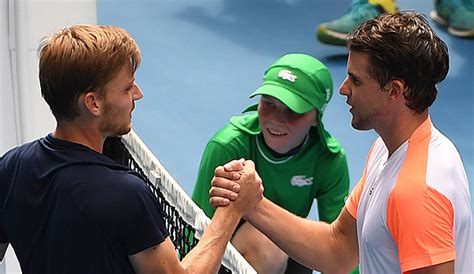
(245, 198), (358, 273)
(183, 159), (261, 273)
(181, 206), (241, 273)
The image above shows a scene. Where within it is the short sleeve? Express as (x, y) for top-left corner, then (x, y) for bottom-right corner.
(346, 140), (377, 219)
(316, 151), (350, 223)
(345, 177), (365, 219)
(121, 176), (170, 255)
(387, 185), (455, 272)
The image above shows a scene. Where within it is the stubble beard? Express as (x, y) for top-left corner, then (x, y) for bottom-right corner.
(100, 105), (132, 137)
(351, 114), (373, 131)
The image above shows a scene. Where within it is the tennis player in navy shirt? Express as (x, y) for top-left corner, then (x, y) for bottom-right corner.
(0, 24), (263, 274)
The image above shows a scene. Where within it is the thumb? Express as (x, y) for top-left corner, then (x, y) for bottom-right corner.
(223, 158), (246, 172)
(242, 160), (255, 172)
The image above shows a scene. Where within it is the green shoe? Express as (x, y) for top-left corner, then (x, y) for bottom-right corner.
(317, 0), (397, 46)
(430, 0), (474, 38)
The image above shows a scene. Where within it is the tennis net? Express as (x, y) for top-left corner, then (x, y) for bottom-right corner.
(103, 130), (256, 274)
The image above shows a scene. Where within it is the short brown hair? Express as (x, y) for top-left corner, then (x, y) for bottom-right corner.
(348, 11), (449, 113)
(38, 24), (141, 121)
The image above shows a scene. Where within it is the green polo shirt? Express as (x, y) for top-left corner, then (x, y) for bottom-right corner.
(192, 112), (349, 223)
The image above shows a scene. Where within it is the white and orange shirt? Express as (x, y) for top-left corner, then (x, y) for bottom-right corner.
(346, 117), (472, 273)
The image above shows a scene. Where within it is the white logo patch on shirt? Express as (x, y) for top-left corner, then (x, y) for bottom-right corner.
(290, 175), (314, 187)
(278, 69), (297, 82)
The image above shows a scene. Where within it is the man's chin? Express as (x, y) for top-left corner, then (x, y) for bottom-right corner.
(110, 125), (132, 137)
(118, 126), (132, 136)
(351, 120), (371, 131)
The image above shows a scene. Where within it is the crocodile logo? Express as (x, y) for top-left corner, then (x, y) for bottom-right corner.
(290, 175), (314, 187)
(278, 69), (297, 82)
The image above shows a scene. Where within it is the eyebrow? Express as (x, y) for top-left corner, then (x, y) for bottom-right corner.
(347, 72), (361, 80)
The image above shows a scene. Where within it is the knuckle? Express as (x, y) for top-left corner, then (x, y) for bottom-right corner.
(210, 198), (220, 208)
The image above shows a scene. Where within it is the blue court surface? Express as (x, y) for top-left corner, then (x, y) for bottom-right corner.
(98, 0), (473, 219)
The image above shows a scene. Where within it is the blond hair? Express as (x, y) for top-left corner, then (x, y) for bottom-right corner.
(38, 24), (141, 121)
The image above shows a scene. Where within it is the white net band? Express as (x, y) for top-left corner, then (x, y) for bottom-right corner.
(120, 130), (256, 274)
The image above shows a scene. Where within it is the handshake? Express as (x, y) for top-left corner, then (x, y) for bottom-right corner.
(210, 159), (264, 218)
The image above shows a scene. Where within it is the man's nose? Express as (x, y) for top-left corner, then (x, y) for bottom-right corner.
(339, 77), (350, 96)
(133, 83), (144, 100)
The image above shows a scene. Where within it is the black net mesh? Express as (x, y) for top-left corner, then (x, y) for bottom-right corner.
(103, 137), (231, 273)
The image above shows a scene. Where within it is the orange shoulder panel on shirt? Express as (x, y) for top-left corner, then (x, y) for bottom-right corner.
(386, 119), (455, 272)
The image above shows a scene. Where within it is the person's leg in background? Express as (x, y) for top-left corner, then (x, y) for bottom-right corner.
(232, 222), (325, 273)
(232, 222), (289, 274)
(430, 0), (474, 37)
(316, 0), (398, 46)
(316, 0), (473, 46)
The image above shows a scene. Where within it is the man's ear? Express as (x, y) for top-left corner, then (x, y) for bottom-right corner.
(82, 91), (104, 116)
(386, 79), (405, 100)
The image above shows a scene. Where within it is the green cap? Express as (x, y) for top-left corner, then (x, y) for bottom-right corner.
(249, 53), (333, 115)
(248, 54), (340, 154)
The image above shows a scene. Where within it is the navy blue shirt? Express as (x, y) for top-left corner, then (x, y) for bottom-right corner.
(0, 134), (169, 273)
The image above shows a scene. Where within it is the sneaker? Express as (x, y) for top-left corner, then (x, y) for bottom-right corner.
(316, 0), (398, 46)
(430, 0), (474, 38)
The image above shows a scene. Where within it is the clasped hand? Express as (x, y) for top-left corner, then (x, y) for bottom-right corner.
(209, 159), (264, 216)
